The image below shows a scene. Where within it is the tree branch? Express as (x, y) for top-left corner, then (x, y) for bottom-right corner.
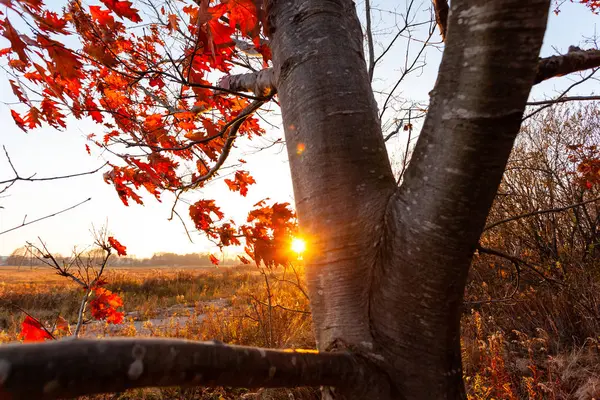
(484, 196), (600, 231)
(535, 47), (600, 84)
(526, 95), (600, 106)
(365, 0), (376, 81)
(0, 338), (376, 399)
(432, 0), (449, 41)
(0, 198), (92, 236)
(424, 8), (600, 82)
(477, 245), (563, 285)
(218, 68), (276, 96)
(0, 146), (108, 185)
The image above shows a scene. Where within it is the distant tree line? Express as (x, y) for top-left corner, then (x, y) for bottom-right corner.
(2, 247), (239, 268)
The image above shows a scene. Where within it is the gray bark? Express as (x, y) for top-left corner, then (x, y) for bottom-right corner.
(269, 0), (397, 355)
(271, 0), (549, 398)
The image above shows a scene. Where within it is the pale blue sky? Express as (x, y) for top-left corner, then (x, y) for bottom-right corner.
(0, 1), (597, 258)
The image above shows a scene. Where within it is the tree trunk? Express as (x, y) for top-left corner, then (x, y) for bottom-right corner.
(269, 0), (549, 398)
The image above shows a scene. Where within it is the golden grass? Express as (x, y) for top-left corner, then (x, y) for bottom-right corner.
(1, 262), (599, 399)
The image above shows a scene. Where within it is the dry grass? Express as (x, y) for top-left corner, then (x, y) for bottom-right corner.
(1, 262), (599, 399)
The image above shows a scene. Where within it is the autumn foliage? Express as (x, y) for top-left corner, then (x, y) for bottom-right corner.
(0, 0), (295, 267)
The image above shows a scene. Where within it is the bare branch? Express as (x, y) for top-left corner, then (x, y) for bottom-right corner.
(432, 0), (449, 41)
(484, 196), (600, 231)
(0, 146), (108, 185)
(535, 47), (600, 84)
(526, 95), (600, 106)
(0, 338), (378, 399)
(477, 245), (563, 285)
(365, 0), (375, 81)
(0, 198), (92, 236)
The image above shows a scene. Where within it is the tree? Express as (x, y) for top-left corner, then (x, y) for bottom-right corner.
(1, 0), (600, 399)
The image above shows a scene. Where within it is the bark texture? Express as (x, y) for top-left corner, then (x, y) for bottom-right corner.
(268, 0), (397, 355)
(0, 338), (378, 399)
(369, 1), (550, 398)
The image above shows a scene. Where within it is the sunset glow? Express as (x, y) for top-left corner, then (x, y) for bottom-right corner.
(291, 238), (306, 255)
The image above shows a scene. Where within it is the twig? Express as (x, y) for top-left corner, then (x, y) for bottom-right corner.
(477, 245), (563, 285)
(0, 198), (92, 236)
(0, 146), (107, 185)
(526, 95), (600, 106)
(365, 0), (375, 81)
(484, 196), (600, 231)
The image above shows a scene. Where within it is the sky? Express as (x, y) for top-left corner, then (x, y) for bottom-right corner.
(0, 1), (598, 258)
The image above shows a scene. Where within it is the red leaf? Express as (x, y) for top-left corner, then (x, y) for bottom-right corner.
(19, 316), (53, 342)
(108, 236), (127, 256)
(89, 287), (124, 324)
(167, 14), (179, 32)
(209, 254), (220, 265)
(9, 79), (27, 103)
(85, 144), (91, 155)
(2, 19), (29, 63)
(238, 255), (252, 264)
(11, 109), (27, 131)
(100, 0), (142, 22)
(224, 170), (256, 196)
(89, 5), (115, 25)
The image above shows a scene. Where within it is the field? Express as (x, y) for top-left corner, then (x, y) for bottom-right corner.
(1, 263), (599, 399)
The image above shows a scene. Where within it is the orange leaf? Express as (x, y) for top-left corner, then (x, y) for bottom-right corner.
(2, 19), (29, 63)
(209, 254), (220, 265)
(89, 287), (124, 324)
(100, 0), (142, 22)
(11, 109), (27, 131)
(108, 236), (127, 256)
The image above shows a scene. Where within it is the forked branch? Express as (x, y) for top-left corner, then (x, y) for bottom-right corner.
(0, 338), (377, 399)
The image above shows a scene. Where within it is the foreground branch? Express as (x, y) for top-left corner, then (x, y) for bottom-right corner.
(535, 48), (600, 84)
(0, 338), (375, 399)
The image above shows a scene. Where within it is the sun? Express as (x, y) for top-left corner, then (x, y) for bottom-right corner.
(291, 238), (306, 255)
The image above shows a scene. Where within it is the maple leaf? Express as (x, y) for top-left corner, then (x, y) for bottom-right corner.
(167, 14), (179, 32)
(19, 315), (53, 342)
(85, 144), (91, 155)
(89, 5), (115, 25)
(100, 0), (142, 22)
(24, 106), (42, 129)
(209, 254), (220, 265)
(224, 170), (256, 196)
(225, 0), (258, 36)
(238, 255), (252, 264)
(2, 19), (29, 63)
(89, 287), (124, 324)
(9, 79), (28, 103)
(36, 11), (69, 34)
(108, 236), (127, 256)
(189, 199), (224, 231)
(37, 35), (83, 80)
(11, 109), (27, 131)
